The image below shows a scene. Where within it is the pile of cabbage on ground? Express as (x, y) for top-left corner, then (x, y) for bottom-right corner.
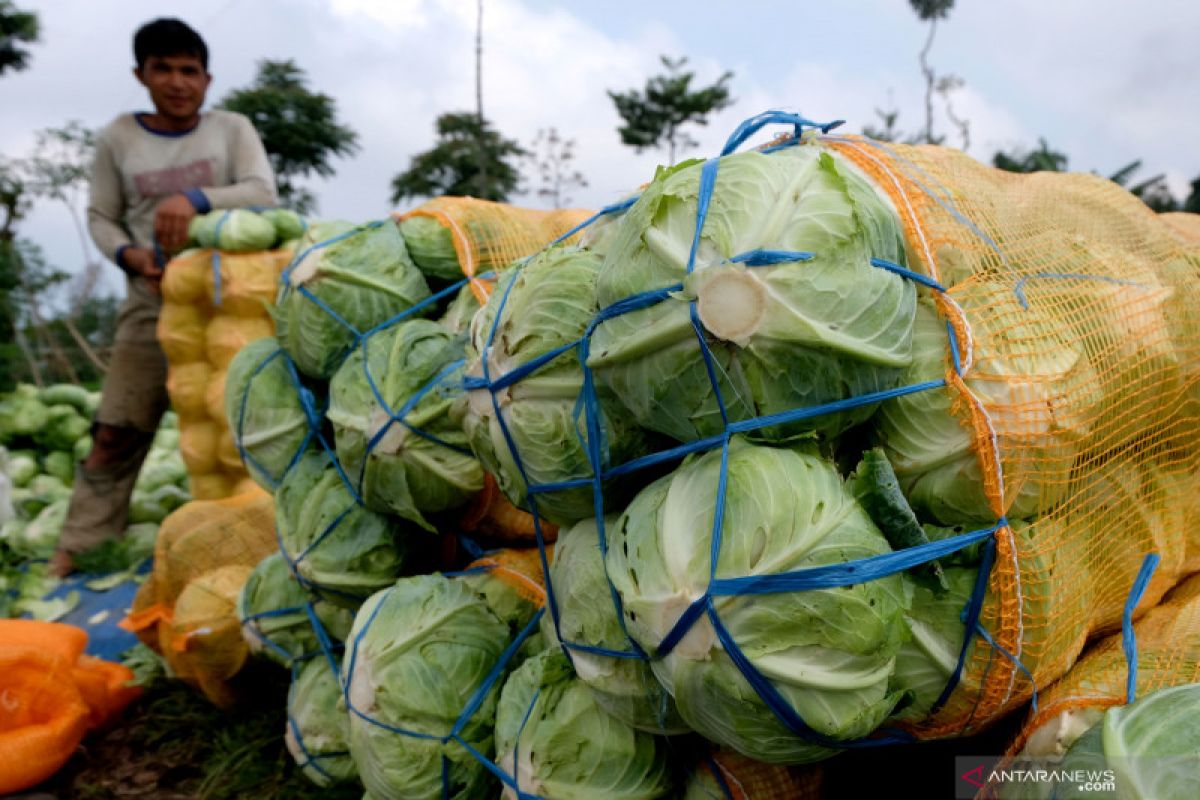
(0, 384), (189, 618)
(202, 117), (1198, 798)
(212, 143), (960, 800)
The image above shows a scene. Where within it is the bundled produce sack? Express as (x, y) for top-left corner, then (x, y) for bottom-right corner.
(121, 488), (275, 706)
(683, 748), (823, 800)
(541, 515), (686, 734)
(457, 246), (650, 526)
(285, 655), (358, 788)
(274, 219), (431, 379)
(238, 551), (355, 668)
(458, 546), (550, 633)
(224, 338), (319, 492)
(274, 450), (412, 608)
(991, 683), (1200, 800)
(328, 318), (483, 530)
(160, 219), (295, 499)
(342, 573), (536, 799)
(492, 649), (679, 800)
(395, 197), (593, 301)
(1001, 571), (1200, 769)
(468, 109), (1200, 771)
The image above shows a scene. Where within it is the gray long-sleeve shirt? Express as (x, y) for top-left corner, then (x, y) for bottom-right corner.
(87, 109), (277, 266)
(88, 109), (277, 342)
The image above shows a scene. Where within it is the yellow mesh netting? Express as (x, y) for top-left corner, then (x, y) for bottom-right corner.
(122, 489), (276, 705)
(1160, 211), (1200, 246)
(1004, 570), (1200, 760)
(395, 197), (592, 303)
(159, 248), (291, 498)
(825, 137), (1200, 738)
(688, 749), (823, 800)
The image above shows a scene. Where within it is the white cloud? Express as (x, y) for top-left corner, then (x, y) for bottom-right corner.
(1, 0), (1196, 296)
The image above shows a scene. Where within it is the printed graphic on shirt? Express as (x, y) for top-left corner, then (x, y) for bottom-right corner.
(133, 159), (214, 199)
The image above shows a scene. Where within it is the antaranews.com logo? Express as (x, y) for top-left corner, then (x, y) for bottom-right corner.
(955, 756), (1117, 798)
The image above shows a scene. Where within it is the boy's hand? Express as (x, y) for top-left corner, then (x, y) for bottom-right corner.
(154, 193), (197, 251)
(123, 246), (164, 292)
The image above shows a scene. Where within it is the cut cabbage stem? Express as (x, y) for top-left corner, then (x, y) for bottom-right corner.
(696, 269), (767, 345)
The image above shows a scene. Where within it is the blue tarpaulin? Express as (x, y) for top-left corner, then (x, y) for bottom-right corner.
(39, 565), (150, 661)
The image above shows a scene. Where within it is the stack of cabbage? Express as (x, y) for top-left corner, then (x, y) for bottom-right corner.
(223, 216), (488, 791)
(219, 133), (1187, 794)
(448, 137), (1155, 784)
(1, 383), (189, 618)
(160, 209), (304, 499)
(0, 384), (188, 556)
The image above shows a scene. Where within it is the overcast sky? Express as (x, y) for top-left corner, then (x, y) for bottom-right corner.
(2, 0), (1198, 297)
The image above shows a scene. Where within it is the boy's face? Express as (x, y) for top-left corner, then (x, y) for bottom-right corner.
(134, 53), (211, 121)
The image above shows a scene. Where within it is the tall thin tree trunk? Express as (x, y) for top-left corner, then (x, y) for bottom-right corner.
(27, 296), (78, 384)
(919, 19), (938, 144)
(475, 0), (488, 198)
(63, 316), (106, 374)
(13, 325), (43, 388)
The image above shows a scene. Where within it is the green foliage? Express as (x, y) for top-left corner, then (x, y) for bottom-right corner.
(993, 139), (1070, 174)
(909, 0), (954, 21)
(608, 55), (734, 165)
(389, 112), (526, 204)
(220, 59), (359, 214)
(0, 1), (39, 75)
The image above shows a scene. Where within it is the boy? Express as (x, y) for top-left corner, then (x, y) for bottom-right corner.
(50, 18), (276, 575)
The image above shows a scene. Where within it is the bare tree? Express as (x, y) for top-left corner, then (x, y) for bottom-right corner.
(523, 128), (588, 209)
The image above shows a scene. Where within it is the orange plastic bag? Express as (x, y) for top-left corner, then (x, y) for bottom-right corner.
(0, 621), (139, 794)
(460, 473), (559, 545)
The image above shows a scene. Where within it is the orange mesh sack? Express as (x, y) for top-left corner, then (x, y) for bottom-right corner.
(160, 247), (290, 499)
(1160, 211), (1200, 246)
(395, 197), (592, 303)
(121, 490), (275, 666)
(164, 563), (255, 708)
(1002, 571), (1200, 763)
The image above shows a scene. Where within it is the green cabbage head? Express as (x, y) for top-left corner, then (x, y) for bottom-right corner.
(606, 438), (911, 764)
(495, 649), (678, 800)
(286, 656), (358, 787)
(873, 290), (1100, 526)
(541, 516), (687, 733)
(276, 220), (432, 378)
(343, 574), (511, 800)
(1052, 683), (1200, 800)
(238, 551), (356, 667)
(456, 246), (647, 526)
(588, 145), (915, 443)
(276, 451), (411, 608)
(189, 208), (278, 252)
(261, 208), (306, 243)
(328, 318), (482, 531)
(399, 215), (463, 282)
(225, 338), (315, 490)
